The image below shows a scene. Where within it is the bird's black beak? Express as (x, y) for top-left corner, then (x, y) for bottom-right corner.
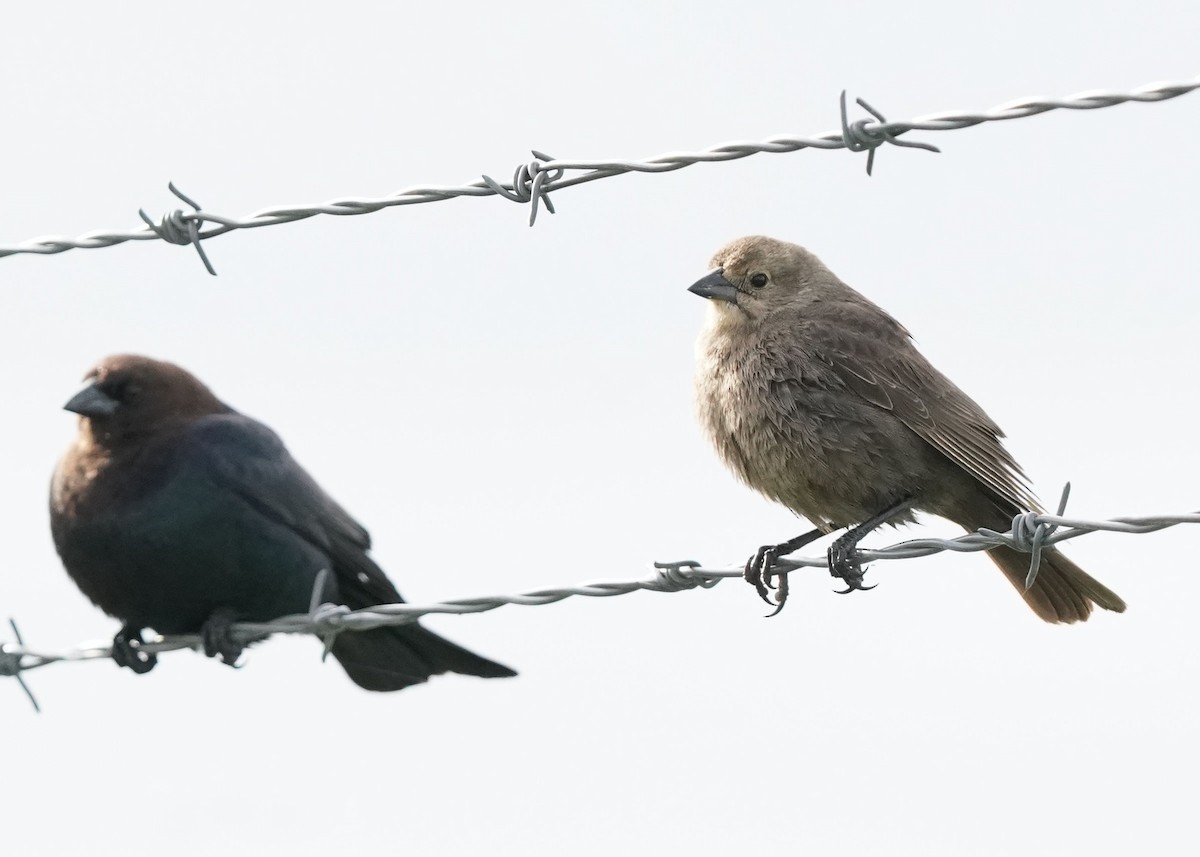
(688, 269), (740, 304)
(64, 384), (118, 418)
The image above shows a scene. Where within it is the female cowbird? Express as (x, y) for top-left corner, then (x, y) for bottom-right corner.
(50, 354), (516, 691)
(689, 235), (1125, 622)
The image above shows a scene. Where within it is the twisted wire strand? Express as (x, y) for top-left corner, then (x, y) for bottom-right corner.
(1, 75), (1195, 266)
(4, 507), (1196, 689)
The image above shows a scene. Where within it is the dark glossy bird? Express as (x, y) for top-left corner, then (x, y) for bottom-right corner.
(49, 354), (516, 690)
(689, 235), (1125, 622)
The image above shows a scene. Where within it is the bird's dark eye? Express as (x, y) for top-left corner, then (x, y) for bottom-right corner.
(749, 273), (769, 288)
(99, 378), (139, 404)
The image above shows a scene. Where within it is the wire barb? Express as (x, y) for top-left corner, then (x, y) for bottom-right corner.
(651, 560), (722, 592)
(306, 568), (349, 662)
(1015, 484), (1072, 590)
(839, 91), (941, 175)
(481, 150), (564, 226)
(2, 74), (1195, 262)
(3, 619), (41, 713)
(137, 182), (218, 275)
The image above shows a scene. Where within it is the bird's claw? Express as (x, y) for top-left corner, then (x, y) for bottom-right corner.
(200, 609), (245, 668)
(828, 542), (876, 595)
(765, 572), (789, 617)
(744, 544), (791, 614)
(744, 545), (776, 604)
(832, 577), (876, 595)
(112, 625), (157, 674)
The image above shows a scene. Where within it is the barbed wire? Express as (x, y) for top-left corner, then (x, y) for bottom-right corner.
(4, 501), (1197, 710)
(1, 74), (1196, 274)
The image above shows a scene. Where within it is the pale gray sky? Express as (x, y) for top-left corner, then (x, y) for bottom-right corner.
(3, 2), (1198, 855)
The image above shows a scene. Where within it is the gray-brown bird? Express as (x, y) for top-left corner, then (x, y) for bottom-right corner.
(50, 354), (517, 690)
(689, 235), (1125, 622)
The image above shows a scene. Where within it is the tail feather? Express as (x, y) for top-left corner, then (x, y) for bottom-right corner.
(332, 625), (516, 692)
(325, 553), (516, 692)
(988, 544), (1125, 623)
(967, 495), (1126, 623)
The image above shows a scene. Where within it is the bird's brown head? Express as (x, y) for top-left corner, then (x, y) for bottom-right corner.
(64, 355), (228, 445)
(688, 235), (835, 325)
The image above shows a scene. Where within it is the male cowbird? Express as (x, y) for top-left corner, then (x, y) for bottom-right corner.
(689, 235), (1125, 622)
(50, 355), (516, 691)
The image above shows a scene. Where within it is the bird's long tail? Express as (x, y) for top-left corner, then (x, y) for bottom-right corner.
(331, 623), (516, 692)
(327, 564), (516, 692)
(963, 495), (1126, 623)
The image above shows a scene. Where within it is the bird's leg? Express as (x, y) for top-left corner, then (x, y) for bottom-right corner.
(112, 623), (157, 674)
(745, 527), (826, 613)
(200, 608), (245, 668)
(828, 497), (914, 594)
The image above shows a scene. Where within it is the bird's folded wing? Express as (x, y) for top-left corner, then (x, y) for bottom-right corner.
(803, 301), (1041, 513)
(179, 413), (405, 604)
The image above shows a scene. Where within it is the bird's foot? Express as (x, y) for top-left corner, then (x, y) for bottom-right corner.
(744, 545), (777, 602)
(112, 625), (157, 674)
(828, 539), (876, 595)
(200, 608), (245, 668)
(744, 545), (791, 616)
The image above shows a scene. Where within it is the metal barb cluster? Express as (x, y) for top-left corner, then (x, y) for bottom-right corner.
(136, 183), (218, 275)
(481, 150), (564, 225)
(4, 504), (1197, 711)
(838, 91), (942, 175)
(1, 74), (1196, 268)
(2, 619), (41, 712)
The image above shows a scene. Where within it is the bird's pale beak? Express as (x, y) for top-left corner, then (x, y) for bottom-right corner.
(688, 269), (740, 304)
(64, 384), (118, 418)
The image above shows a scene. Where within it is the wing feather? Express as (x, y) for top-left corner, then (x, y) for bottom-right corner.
(181, 414), (404, 603)
(807, 300), (1041, 512)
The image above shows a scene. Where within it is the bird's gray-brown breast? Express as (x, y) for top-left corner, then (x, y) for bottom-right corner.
(694, 315), (851, 528)
(694, 307), (952, 529)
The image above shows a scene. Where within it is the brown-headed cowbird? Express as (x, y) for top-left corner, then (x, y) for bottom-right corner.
(689, 235), (1125, 622)
(49, 354), (516, 691)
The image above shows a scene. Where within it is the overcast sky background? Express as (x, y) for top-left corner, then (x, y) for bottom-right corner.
(2, 3), (1197, 855)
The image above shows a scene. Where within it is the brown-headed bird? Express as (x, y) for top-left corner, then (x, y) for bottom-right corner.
(49, 355), (516, 691)
(689, 235), (1125, 622)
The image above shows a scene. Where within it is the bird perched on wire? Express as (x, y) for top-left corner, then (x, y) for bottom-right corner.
(49, 354), (516, 691)
(688, 235), (1125, 622)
